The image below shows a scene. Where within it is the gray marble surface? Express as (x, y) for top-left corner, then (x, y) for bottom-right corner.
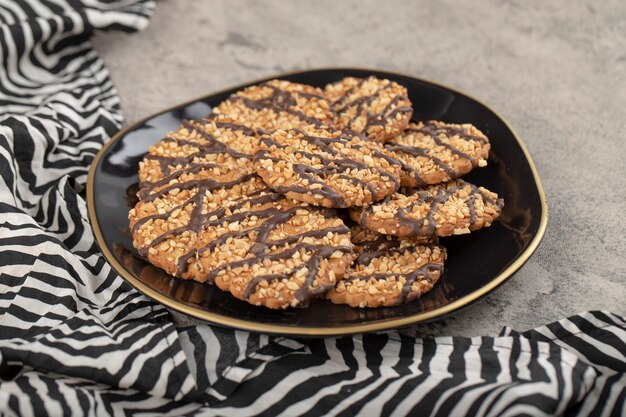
(93, 0), (626, 337)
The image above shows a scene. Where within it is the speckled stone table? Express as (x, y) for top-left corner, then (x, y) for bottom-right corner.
(92, 0), (626, 336)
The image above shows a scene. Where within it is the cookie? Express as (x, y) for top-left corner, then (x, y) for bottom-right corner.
(139, 117), (259, 185)
(327, 226), (445, 308)
(350, 179), (504, 237)
(130, 162), (355, 309)
(254, 127), (403, 208)
(324, 76), (412, 142)
(213, 79), (336, 132)
(385, 121), (491, 187)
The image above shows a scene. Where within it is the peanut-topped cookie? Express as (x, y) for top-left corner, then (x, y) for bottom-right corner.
(327, 226), (446, 308)
(254, 127), (403, 208)
(213, 79), (336, 132)
(386, 121), (491, 187)
(139, 117), (258, 185)
(324, 76), (413, 142)
(350, 179), (504, 237)
(130, 160), (355, 309)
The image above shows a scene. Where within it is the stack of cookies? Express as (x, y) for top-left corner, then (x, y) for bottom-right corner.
(128, 77), (504, 309)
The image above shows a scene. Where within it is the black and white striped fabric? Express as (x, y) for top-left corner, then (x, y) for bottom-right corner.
(0, 1), (624, 416)
(178, 311), (626, 416)
(0, 1), (200, 415)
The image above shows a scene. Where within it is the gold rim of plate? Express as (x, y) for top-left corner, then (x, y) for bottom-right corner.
(86, 67), (549, 336)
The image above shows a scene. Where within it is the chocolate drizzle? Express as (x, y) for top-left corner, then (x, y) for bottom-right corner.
(256, 129), (403, 207)
(140, 119), (257, 184)
(330, 78), (412, 136)
(139, 172), (259, 203)
(385, 143), (458, 187)
(408, 122), (488, 144)
(346, 263), (443, 303)
(331, 78), (366, 108)
(182, 119), (258, 158)
(203, 117), (256, 137)
(359, 180), (504, 237)
(346, 231), (444, 303)
(386, 121), (489, 187)
(224, 82), (331, 129)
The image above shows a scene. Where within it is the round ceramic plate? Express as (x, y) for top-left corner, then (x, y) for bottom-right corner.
(87, 68), (547, 336)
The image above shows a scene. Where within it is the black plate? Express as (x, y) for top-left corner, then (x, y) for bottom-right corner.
(87, 68), (547, 336)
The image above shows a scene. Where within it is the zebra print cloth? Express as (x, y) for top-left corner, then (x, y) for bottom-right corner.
(0, 1), (624, 416)
(177, 311), (626, 416)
